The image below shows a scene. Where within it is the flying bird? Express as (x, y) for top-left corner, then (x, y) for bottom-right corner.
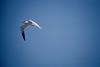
(20, 19), (42, 41)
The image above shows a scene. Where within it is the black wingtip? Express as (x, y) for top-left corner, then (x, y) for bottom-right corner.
(22, 31), (25, 41)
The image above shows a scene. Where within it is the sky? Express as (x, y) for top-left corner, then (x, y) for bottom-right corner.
(0, 0), (100, 67)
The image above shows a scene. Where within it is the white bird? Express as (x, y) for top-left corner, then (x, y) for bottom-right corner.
(20, 19), (42, 41)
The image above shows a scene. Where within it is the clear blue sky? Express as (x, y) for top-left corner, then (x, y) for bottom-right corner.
(0, 0), (100, 67)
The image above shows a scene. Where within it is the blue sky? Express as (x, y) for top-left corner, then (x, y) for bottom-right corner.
(0, 0), (100, 67)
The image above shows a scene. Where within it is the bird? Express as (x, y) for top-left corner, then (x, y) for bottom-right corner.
(20, 19), (42, 41)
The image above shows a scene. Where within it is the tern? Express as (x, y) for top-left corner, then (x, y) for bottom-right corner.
(20, 19), (42, 41)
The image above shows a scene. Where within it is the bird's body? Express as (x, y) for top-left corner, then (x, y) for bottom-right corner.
(20, 19), (42, 41)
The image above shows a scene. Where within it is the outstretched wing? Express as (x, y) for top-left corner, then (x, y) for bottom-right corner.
(29, 20), (42, 29)
(22, 31), (25, 41)
(20, 22), (29, 41)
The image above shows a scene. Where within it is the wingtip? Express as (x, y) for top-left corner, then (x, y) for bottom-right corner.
(39, 27), (42, 29)
(23, 38), (26, 41)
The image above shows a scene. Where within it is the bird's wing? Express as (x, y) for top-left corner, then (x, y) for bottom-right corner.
(28, 20), (42, 29)
(20, 21), (31, 41)
(22, 31), (25, 41)
(32, 21), (42, 29)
